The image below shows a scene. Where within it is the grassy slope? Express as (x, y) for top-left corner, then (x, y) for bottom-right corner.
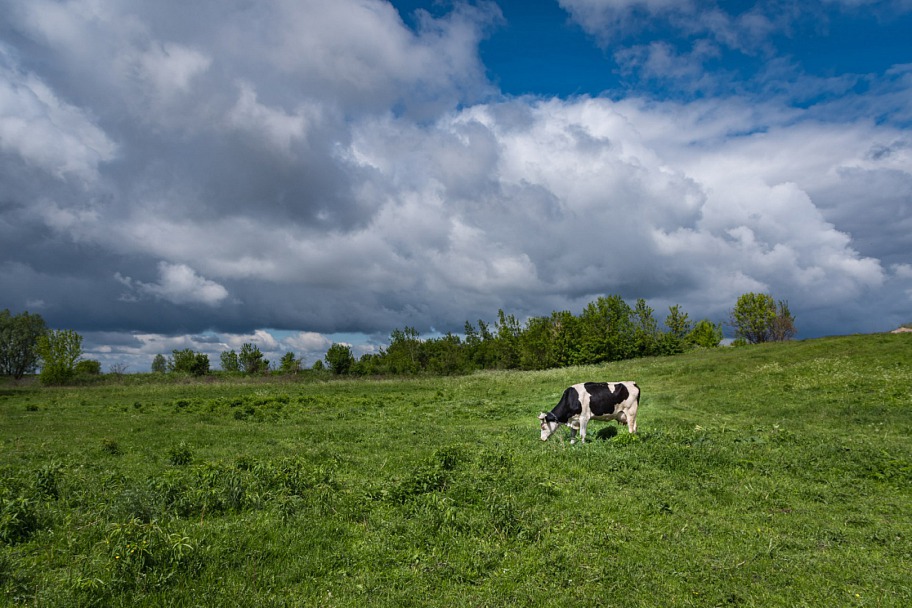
(1, 333), (910, 606)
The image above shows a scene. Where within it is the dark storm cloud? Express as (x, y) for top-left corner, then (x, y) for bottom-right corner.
(1, 0), (910, 371)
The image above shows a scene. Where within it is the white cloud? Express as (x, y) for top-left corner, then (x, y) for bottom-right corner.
(227, 82), (318, 154)
(222, 329), (280, 351)
(117, 262), (229, 307)
(894, 264), (912, 279)
(135, 42), (211, 98)
(1, 0), (910, 353)
(212, 0), (499, 118)
(282, 331), (332, 353)
(340, 94), (892, 326)
(0, 49), (117, 180)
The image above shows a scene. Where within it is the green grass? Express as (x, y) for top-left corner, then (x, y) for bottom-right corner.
(2, 333), (911, 606)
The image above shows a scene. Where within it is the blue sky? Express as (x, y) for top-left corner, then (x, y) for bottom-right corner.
(1, 0), (910, 371)
(401, 0), (912, 100)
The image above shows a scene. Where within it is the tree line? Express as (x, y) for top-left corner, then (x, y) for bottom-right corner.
(322, 292), (795, 375)
(324, 296), (720, 376)
(0, 293), (795, 383)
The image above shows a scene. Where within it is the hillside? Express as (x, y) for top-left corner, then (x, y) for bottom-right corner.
(2, 333), (910, 606)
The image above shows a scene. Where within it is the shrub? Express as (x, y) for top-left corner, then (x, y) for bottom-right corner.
(0, 495), (40, 544)
(35, 462), (63, 498)
(688, 319), (723, 348)
(75, 360), (102, 375)
(170, 349), (209, 376)
(167, 442), (193, 466)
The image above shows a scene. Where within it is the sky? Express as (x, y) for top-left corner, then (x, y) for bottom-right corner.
(1, 0), (910, 372)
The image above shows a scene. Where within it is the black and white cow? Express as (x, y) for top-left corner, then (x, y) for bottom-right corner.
(538, 381), (640, 444)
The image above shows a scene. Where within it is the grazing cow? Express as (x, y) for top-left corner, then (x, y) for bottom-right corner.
(538, 381), (640, 444)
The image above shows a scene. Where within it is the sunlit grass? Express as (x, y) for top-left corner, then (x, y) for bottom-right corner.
(2, 333), (911, 606)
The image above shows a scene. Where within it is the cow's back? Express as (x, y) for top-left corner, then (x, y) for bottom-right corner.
(583, 382), (629, 416)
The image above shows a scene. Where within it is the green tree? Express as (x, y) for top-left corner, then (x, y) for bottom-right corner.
(494, 309), (521, 369)
(37, 329), (83, 385)
(279, 351), (301, 374)
(662, 304), (693, 355)
(520, 315), (556, 370)
(170, 349), (209, 376)
(352, 353), (381, 375)
(548, 310), (581, 368)
(0, 309), (48, 379)
(151, 354), (168, 373)
(632, 298), (660, 357)
(664, 305), (692, 340)
(461, 321), (481, 372)
(731, 292), (778, 344)
(576, 295), (634, 364)
(239, 343), (267, 374)
(463, 319), (496, 369)
(688, 319), (724, 348)
(220, 350), (240, 372)
(325, 343), (354, 375)
(385, 327), (421, 374)
(422, 334), (462, 375)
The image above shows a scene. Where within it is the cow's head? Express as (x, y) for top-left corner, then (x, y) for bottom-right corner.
(538, 412), (560, 441)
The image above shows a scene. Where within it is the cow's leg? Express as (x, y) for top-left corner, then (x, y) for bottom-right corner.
(569, 419), (580, 444)
(579, 416), (589, 444)
(629, 392), (640, 434)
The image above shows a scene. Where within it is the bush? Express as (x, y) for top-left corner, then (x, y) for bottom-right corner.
(168, 442), (193, 466)
(688, 319), (723, 348)
(75, 359), (102, 375)
(0, 496), (40, 544)
(169, 349), (209, 376)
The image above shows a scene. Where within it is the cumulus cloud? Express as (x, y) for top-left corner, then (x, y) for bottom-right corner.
(0, 0), (910, 372)
(117, 262), (229, 307)
(0, 47), (117, 180)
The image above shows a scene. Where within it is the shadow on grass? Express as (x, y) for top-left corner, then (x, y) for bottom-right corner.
(593, 426), (619, 441)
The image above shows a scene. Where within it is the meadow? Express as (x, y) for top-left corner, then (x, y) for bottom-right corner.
(2, 333), (910, 607)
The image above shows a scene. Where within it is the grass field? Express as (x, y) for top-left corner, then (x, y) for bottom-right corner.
(2, 333), (911, 606)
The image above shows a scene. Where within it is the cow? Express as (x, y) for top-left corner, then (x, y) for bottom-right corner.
(538, 381), (640, 444)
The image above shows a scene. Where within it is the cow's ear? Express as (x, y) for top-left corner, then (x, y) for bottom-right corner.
(538, 412), (547, 420)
